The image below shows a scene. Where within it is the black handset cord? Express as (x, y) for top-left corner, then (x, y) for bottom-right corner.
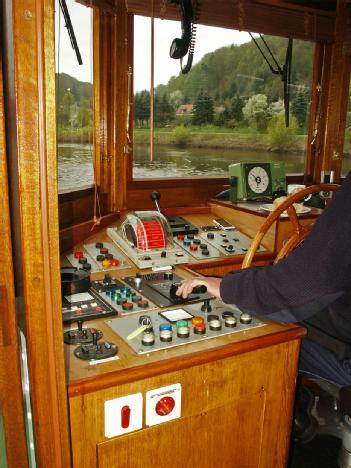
(181, 0), (200, 74)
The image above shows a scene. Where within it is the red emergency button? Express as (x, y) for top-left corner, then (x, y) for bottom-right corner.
(74, 250), (84, 259)
(121, 405), (131, 428)
(155, 396), (175, 416)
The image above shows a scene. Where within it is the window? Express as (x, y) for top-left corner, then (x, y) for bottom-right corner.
(55, 0), (94, 192)
(133, 15), (314, 179)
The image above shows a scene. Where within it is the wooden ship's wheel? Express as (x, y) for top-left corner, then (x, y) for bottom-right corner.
(242, 183), (340, 268)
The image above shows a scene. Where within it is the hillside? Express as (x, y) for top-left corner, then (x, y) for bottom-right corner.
(156, 36), (313, 104)
(55, 72), (92, 106)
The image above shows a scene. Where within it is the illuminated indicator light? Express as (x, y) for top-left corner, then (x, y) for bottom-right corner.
(194, 323), (206, 334)
(176, 320), (188, 328)
(74, 250), (84, 259)
(102, 259), (112, 268)
(111, 258), (120, 267)
(159, 323), (172, 331)
(191, 316), (204, 326)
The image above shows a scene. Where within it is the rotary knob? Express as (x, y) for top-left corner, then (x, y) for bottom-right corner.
(155, 396), (175, 416)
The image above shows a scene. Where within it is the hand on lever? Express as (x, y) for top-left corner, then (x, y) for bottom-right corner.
(176, 277), (222, 299)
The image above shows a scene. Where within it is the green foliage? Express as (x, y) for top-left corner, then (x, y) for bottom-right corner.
(243, 94), (269, 130)
(172, 125), (191, 147)
(291, 87), (310, 128)
(267, 113), (299, 151)
(192, 92), (214, 125)
(134, 90), (151, 127)
(154, 93), (175, 127)
(156, 37), (313, 107)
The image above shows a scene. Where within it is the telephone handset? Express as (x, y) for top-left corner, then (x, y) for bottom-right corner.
(169, 0), (197, 74)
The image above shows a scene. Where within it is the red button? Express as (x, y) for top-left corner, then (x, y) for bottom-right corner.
(177, 234), (184, 241)
(121, 405), (131, 428)
(155, 396), (175, 416)
(74, 250), (84, 259)
(111, 258), (120, 267)
(73, 309), (82, 315)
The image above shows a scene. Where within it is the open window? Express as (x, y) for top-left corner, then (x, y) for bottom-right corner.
(55, 0), (94, 193)
(132, 15), (314, 180)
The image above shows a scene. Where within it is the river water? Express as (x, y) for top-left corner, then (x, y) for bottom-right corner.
(58, 142), (345, 191)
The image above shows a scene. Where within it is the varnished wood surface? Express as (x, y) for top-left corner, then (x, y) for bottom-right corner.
(0, 35), (28, 468)
(69, 337), (302, 468)
(2, 1), (71, 466)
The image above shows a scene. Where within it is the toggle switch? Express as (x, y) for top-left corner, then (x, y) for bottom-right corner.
(121, 405), (131, 428)
(105, 393), (143, 438)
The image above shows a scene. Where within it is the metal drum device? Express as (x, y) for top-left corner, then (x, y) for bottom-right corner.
(107, 211), (190, 269)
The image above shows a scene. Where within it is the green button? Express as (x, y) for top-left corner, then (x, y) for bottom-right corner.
(176, 320), (188, 328)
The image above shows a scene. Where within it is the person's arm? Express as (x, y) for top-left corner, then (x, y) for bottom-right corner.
(179, 172), (351, 323)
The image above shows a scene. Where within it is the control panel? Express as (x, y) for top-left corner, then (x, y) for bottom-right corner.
(121, 271), (212, 308)
(91, 275), (157, 314)
(199, 229), (266, 256)
(67, 242), (131, 273)
(106, 299), (264, 355)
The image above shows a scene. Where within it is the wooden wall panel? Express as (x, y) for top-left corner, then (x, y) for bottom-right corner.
(2, 0), (71, 465)
(69, 339), (301, 468)
(0, 25), (28, 468)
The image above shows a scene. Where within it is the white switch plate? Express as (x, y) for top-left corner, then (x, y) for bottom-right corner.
(104, 393), (143, 438)
(145, 383), (182, 427)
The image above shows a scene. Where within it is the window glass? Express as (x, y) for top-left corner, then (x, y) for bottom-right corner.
(133, 16), (314, 179)
(55, 0), (94, 192)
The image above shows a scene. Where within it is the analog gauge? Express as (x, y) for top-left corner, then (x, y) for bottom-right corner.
(247, 166), (270, 194)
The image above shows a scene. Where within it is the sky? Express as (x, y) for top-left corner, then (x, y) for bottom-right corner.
(55, 0), (252, 91)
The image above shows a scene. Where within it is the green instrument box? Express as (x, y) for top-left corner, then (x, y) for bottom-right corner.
(228, 161), (286, 201)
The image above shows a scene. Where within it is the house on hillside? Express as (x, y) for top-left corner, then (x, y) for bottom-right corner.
(176, 103), (193, 115)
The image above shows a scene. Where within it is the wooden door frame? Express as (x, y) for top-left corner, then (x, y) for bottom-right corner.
(0, 18), (28, 468)
(2, 0), (71, 465)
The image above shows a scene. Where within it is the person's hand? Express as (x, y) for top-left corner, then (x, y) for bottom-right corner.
(176, 277), (222, 299)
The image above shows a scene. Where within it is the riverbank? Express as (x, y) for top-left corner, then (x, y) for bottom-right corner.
(134, 128), (306, 152)
(58, 127), (307, 152)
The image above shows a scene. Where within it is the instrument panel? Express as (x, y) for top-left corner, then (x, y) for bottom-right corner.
(63, 212), (264, 360)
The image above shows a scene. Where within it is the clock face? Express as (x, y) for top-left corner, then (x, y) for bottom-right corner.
(247, 166), (270, 194)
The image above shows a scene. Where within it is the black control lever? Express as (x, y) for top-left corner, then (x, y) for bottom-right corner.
(151, 191), (161, 213)
(169, 283), (207, 304)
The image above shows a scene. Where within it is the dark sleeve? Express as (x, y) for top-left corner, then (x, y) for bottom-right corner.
(220, 172), (351, 323)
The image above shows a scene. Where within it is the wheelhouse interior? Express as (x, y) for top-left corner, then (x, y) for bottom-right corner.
(1, 0), (351, 467)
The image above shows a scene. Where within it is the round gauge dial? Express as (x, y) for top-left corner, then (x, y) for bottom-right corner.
(247, 166), (270, 194)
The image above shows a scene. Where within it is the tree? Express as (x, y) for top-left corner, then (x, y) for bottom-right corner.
(291, 87), (309, 129)
(134, 90), (150, 128)
(154, 93), (175, 127)
(230, 94), (244, 122)
(267, 113), (299, 151)
(192, 91), (214, 125)
(242, 94), (269, 130)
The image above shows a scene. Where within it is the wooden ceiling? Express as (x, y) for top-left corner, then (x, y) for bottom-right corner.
(77, 0), (337, 42)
